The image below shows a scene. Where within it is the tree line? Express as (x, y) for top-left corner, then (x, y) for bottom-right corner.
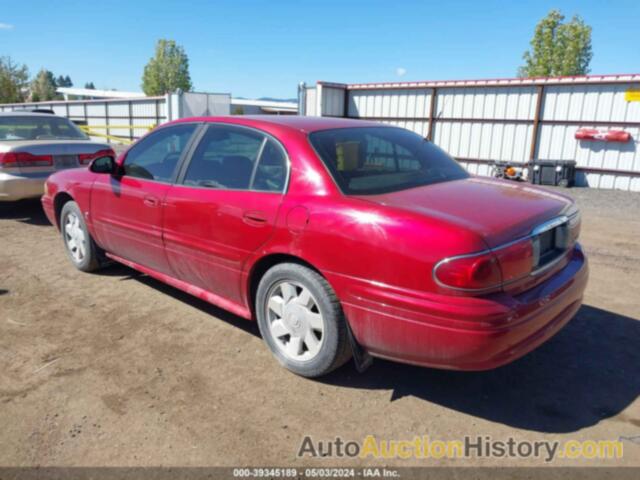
(0, 58), (97, 103)
(0, 10), (591, 105)
(0, 37), (191, 104)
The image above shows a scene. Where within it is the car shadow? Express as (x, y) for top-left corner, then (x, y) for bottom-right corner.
(0, 199), (51, 226)
(321, 304), (640, 433)
(105, 265), (260, 338)
(99, 263), (640, 433)
(96, 263), (146, 280)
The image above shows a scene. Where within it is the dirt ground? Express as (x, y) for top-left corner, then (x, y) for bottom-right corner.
(1, 186), (639, 469)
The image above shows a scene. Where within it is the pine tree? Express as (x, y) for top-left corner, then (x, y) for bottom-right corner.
(31, 69), (58, 101)
(0, 56), (29, 103)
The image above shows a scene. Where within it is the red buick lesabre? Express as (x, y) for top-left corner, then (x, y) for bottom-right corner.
(42, 116), (588, 377)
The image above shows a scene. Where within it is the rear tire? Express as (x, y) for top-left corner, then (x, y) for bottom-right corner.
(60, 201), (101, 272)
(256, 263), (351, 377)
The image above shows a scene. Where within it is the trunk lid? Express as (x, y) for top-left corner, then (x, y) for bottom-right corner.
(355, 177), (573, 248)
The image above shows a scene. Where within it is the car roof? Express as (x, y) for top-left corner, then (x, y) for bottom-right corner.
(169, 115), (387, 133)
(0, 111), (60, 118)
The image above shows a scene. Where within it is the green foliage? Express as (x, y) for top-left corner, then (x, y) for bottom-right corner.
(31, 69), (59, 102)
(0, 56), (29, 103)
(142, 39), (193, 96)
(84, 81), (96, 89)
(518, 10), (593, 77)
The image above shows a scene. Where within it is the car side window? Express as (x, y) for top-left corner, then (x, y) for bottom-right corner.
(123, 124), (197, 182)
(252, 139), (287, 192)
(183, 125), (264, 190)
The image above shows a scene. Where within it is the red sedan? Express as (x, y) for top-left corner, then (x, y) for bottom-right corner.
(42, 116), (588, 377)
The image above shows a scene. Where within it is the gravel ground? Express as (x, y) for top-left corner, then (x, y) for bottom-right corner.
(0, 185), (639, 469)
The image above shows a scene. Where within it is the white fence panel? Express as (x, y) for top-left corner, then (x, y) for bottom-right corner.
(305, 87), (318, 116)
(543, 84), (640, 123)
(350, 88), (433, 119)
(321, 86), (346, 116)
(436, 86), (536, 120)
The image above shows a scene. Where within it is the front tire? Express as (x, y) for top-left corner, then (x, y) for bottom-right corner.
(256, 263), (351, 377)
(60, 201), (101, 272)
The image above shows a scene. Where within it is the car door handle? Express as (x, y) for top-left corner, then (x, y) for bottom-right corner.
(243, 211), (267, 225)
(143, 195), (159, 207)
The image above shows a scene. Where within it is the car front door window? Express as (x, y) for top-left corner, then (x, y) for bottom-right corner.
(123, 124), (197, 182)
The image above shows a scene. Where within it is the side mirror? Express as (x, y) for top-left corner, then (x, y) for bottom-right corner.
(89, 156), (116, 174)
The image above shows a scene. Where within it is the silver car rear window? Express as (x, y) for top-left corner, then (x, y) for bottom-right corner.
(0, 116), (88, 141)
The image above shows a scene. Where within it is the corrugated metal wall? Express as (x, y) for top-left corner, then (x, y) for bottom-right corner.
(350, 88), (433, 138)
(434, 86), (536, 177)
(320, 85), (346, 117)
(305, 75), (640, 191)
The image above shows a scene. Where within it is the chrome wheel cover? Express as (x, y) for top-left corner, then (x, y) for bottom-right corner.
(265, 281), (325, 361)
(64, 212), (87, 264)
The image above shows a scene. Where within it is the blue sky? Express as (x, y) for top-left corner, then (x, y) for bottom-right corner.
(1, 0), (638, 99)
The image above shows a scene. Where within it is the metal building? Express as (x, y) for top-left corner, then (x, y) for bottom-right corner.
(301, 74), (640, 191)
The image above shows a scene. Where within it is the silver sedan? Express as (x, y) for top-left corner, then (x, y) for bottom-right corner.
(0, 112), (113, 201)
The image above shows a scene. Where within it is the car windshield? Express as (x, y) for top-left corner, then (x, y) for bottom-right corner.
(309, 127), (469, 195)
(0, 115), (88, 141)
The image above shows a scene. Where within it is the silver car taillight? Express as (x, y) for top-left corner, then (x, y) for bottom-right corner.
(0, 151), (54, 168)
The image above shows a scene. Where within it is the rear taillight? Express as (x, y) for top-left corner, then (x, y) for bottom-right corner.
(434, 238), (534, 293)
(434, 252), (502, 291)
(78, 149), (115, 165)
(494, 238), (534, 283)
(0, 152), (53, 168)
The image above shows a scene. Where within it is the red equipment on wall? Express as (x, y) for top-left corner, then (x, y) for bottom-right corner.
(575, 128), (632, 142)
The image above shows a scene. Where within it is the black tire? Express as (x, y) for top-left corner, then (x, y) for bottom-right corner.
(60, 201), (102, 272)
(256, 263), (352, 377)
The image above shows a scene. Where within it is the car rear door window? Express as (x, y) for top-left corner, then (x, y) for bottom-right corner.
(183, 126), (263, 190)
(123, 124), (197, 182)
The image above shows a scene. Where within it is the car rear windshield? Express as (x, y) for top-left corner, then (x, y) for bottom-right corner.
(0, 116), (88, 141)
(309, 127), (469, 195)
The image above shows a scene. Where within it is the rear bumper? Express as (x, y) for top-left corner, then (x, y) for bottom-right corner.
(0, 172), (47, 201)
(329, 245), (588, 370)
